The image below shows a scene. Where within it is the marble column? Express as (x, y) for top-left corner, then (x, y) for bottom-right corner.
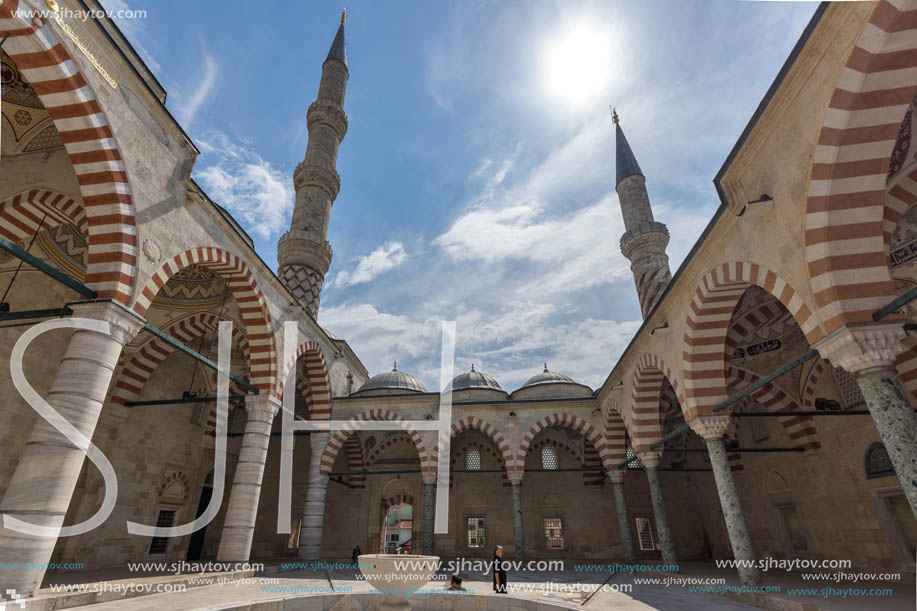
(508, 471), (525, 561)
(816, 322), (917, 517)
(691, 415), (761, 587)
(298, 432), (330, 560)
(217, 394), (280, 562)
(639, 451), (677, 566)
(422, 474), (436, 555)
(0, 301), (144, 597)
(608, 469), (635, 565)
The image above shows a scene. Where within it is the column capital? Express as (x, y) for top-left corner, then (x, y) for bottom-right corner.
(507, 470), (524, 486)
(814, 321), (906, 374)
(422, 472), (438, 485)
(607, 469), (626, 484)
(639, 450), (663, 469)
(70, 300), (144, 346)
(689, 414), (732, 441)
(243, 394), (280, 423)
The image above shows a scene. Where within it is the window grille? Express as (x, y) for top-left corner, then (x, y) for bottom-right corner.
(833, 366), (865, 409)
(541, 446), (558, 470)
(466, 448), (481, 471)
(148, 509), (176, 554)
(635, 517), (654, 551)
(543, 517), (565, 550)
(466, 516), (485, 548)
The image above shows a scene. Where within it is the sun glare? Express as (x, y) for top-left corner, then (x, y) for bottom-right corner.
(544, 24), (614, 105)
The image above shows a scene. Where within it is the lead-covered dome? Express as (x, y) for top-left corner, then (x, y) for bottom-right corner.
(521, 364), (576, 388)
(450, 365), (503, 392)
(356, 363), (427, 394)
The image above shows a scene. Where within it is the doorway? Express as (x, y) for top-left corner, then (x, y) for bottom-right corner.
(186, 471), (214, 561)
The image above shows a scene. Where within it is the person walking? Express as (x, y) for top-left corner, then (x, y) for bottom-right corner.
(351, 545), (361, 568)
(491, 545), (507, 594)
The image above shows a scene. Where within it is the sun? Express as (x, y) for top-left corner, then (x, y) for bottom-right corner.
(544, 24), (614, 105)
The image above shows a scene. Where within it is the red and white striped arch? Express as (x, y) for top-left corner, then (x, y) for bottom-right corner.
(602, 399), (628, 468)
(342, 434), (366, 489)
(0, 189), (88, 245)
(801, 359), (828, 410)
(276, 339), (332, 420)
(517, 413), (605, 471)
(132, 247), (277, 393)
(366, 433), (416, 467)
(0, 1), (137, 303)
(110, 311), (249, 406)
(727, 366), (820, 451)
(683, 263), (817, 420)
(451, 416), (515, 470)
(322, 409), (432, 476)
(724, 298), (796, 358)
(805, 0), (917, 333)
(630, 354), (685, 453)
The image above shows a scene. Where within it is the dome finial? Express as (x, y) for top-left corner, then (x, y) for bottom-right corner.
(471, 363), (475, 372)
(611, 106), (619, 125)
(393, 361), (397, 371)
(341, 9), (347, 24)
(544, 362), (549, 372)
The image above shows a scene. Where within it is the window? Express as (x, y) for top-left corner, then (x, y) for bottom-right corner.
(466, 516), (485, 548)
(466, 448), (481, 471)
(541, 446), (558, 470)
(148, 509), (176, 555)
(833, 366), (865, 409)
(625, 443), (642, 469)
(635, 517), (655, 551)
(543, 517), (565, 550)
(190, 402), (203, 426)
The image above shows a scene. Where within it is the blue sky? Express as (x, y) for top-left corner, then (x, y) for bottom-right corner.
(110, 0), (818, 392)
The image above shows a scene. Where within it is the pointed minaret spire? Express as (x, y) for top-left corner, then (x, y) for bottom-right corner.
(612, 109), (672, 318)
(278, 16), (350, 317)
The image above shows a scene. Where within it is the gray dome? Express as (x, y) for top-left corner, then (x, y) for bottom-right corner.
(358, 364), (427, 393)
(450, 365), (503, 392)
(521, 364), (576, 389)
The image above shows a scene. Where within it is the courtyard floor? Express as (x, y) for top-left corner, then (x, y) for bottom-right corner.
(26, 559), (915, 611)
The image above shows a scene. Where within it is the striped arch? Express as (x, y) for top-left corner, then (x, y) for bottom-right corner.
(322, 409), (432, 476)
(885, 163), (917, 246)
(528, 436), (602, 486)
(0, 189), (88, 246)
(0, 3), (137, 303)
(451, 416), (515, 470)
(724, 298), (796, 358)
(727, 366), (820, 451)
(111, 312), (249, 405)
(517, 413), (605, 472)
(342, 434), (366, 489)
(801, 359), (828, 410)
(277, 340), (332, 420)
(630, 354), (685, 453)
(805, 0), (917, 333)
(132, 247), (276, 393)
(894, 335), (917, 402)
(366, 433), (416, 467)
(602, 400), (628, 468)
(683, 262), (817, 419)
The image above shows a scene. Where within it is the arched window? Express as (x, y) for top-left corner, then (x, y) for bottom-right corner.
(465, 448), (481, 471)
(541, 446), (558, 470)
(865, 442), (895, 479)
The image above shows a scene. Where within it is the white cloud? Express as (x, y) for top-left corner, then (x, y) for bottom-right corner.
(173, 39), (218, 128)
(195, 132), (293, 240)
(333, 242), (408, 289)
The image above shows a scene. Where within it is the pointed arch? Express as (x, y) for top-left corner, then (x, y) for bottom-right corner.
(451, 416), (514, 470)
(518, 413), (605, 471)
(322, 409), (432, 476)
(727, 366), (820, 451)
(132, 247), (277, 394)
(804, 0), (917, 333)
(0, 5), (138, 303)
(276, 339), (332, 420)
(601, 399), (628, 467)
(683, 262), (817, 419)
(111, 311), (249, 405)
(630, 354), (685, 453)
(0, 189), (88, 245)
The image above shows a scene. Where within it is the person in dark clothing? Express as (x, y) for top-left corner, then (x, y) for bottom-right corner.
(351, 545), (362, 567)
(491, 545), (507, 593)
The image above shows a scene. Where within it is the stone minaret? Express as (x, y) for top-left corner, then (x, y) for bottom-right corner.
(278, 12), (349, 317)
(613, 109), (671, 318)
